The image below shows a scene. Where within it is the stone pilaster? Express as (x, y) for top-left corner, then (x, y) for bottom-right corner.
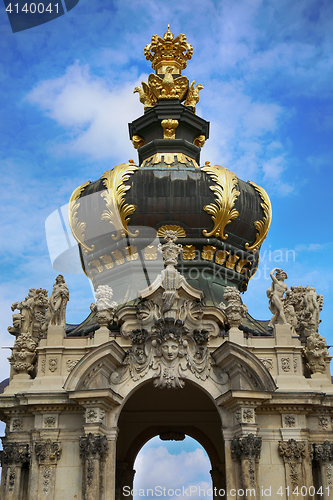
(1, 442), (31, 500)
(35, 439), (62, 500)
(79, 433), (109, 500)
(313, 442), (333, 500)
(278, 439), (306, 500)
(231, 433), (262, 500)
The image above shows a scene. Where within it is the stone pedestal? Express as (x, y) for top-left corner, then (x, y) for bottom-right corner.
(47, 325), (65, 346)
(275, 324), (293, 345)
(94, 326), (110, 346)
(228, 327), (246, 345)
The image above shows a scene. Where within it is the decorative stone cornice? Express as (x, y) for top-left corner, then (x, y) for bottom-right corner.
(2, 442), (31, 466)
(278, 439), (305, 462)
(231, 433), (262, 461)
(35, 439), (62, 465)
(313, 442), (333, 463)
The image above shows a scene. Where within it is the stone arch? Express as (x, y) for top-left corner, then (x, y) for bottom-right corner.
(115, 379), (226, 500)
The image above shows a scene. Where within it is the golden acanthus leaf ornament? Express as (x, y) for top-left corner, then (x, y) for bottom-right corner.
(184, 81), (204, 113)
(202, 164), (240, 240)
(245, 181), (272, 252)
(100, 163), (139, 241)
(68, 180), (95, 255)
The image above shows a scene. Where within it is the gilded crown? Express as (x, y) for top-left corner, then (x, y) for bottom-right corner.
(144, 25), (193, 75)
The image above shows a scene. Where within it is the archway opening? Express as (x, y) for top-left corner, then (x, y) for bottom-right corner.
(116, 380), (226, 500)
(133, 435), (213, 500)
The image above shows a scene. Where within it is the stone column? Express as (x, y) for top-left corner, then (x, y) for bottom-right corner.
(1, 442), (31, 500)
(313, 442), (333, 500)
(35, 439), (62, 500)
(116, 461), (136, 500)
(231, 433), (262, 500)
(278, 439), (306, 500)
(210, 463), (226, 499)
(79, 433), (109, 500)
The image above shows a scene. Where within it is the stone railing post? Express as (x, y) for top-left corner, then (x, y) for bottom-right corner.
(278, 439), (306, 500)
(79, 433), (109, 500)
(35, 439), (62, 500)
(231, 433), (262, 500)
(313, 442), (333, 500)
(1, 442), (31, 500)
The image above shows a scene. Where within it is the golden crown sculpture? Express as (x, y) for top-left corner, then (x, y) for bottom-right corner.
(144, 25), (193, 75)
(134, 26), (203, 112)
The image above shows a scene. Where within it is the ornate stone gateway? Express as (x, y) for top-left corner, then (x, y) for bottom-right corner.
(1, 27), (333, 500)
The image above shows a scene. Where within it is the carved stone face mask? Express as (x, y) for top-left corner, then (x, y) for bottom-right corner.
(161, 339), (179, 361)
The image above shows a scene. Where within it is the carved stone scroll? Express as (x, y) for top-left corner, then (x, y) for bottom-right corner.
(79, 433), (108, 500)
(231, 434), (262, 500)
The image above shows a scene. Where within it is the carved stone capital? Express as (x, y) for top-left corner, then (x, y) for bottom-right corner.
(278, 439), (306, 463)
(313, 442), (333, 463)
(2, 442), (31, 466)
(79, 433), (108, 461)
(35, 439), (62, 465)
(231, 433), (262, 461)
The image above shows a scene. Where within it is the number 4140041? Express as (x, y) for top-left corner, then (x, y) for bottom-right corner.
(6, 3), (59, 14)
(277, 486), (331, 496)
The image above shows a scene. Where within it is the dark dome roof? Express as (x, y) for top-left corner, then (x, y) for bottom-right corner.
(68, 35), (271, 307)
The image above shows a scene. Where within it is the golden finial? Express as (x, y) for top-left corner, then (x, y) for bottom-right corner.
(144, 27), (193, 75)
(164, 24), (174, 41)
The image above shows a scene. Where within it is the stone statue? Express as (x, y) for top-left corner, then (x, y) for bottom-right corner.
(158, 230), (184, 313)
(90, 285), (118, 327)
(305, 330), (330, 374)
(49, 275), (69, 327)
(266, 268), (288, 327)
(283, 285), (323, 340)
(219, 286), (248, 329)
(9, 288), (49, 338)
(10, 289), (35, 335)
(303, 286), (323, 332)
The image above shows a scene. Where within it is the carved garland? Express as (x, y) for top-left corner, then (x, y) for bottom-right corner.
(201, 164), (240, 240)
(245, 181), (272, 252)
(100, 163), (139, 241)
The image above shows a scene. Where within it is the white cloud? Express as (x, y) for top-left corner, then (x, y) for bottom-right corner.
(26, 62), (143, 162)
(134, 443), (212, 500)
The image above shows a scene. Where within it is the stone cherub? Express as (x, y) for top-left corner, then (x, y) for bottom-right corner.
(266, 268), (288, 328)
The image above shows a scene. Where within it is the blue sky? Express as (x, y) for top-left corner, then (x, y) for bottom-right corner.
(0, 0), (333, 473)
